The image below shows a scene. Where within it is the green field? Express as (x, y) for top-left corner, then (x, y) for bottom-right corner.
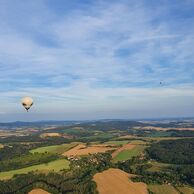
(104, 140), (129, 146)
(30, 143), (77, 154)
(0, 159), (70, 180)
(147, 161), (172, 172)
(113, 145), (146, 162)
(129, 140), (147, 145)
(177, 186), (194, 194)
(148, 184), (179, 194)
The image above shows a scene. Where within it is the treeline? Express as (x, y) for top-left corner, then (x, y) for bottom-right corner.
(0, 152), (58, 172)
(0, 135), (72, 145)
(133, 129), (194, 137)
(146, 138), (194, 164)
(0, 172), (96, 194)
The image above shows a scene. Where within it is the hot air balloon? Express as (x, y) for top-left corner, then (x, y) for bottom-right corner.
(21, 97), (33, 112)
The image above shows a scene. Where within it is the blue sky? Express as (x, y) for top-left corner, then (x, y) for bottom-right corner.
(0, 0), (194, 121)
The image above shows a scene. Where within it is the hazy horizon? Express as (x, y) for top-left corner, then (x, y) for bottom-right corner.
(0, 0), (194, 121)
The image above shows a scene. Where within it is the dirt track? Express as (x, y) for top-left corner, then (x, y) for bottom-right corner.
(93, 168), (148, 194)
(63, 144), (115, 156)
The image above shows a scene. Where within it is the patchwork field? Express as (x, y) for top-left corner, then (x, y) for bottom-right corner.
(30, 143), (77, 154)
(0, 159), (70, 180)
(113, 144), (146, 162)
(148, 184), (179, 194)
(112, 143), (135, 158)
(93, 168), (148, 194)
(118, 135), (140, 139)
(142, 126), (194, 131)
(63, 144), (115, 156)
(28, 188), (50, 194)
(104, 140), (129, 145)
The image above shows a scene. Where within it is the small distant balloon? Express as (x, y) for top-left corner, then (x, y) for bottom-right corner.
(21, 97), (33, 112)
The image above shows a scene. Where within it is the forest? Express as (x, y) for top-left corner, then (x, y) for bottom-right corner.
(147, 138), (194, 164)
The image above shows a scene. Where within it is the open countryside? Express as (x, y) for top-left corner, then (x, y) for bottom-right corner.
(0, 120), (194, 193)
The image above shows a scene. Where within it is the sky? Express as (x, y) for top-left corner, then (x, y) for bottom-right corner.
(0, 0), (194, 121)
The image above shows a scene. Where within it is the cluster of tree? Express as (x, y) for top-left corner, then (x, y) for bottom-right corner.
(0, 152), (58, 172)
(0, 172), (95, 194)
(132, 171), (181, 185)
(172, 164), (194, 185)
(169, 130), (194, 137)
(0, 135), (43, 143)
(146, 138), (194, 164)
(0, 144), (30, 160)
(116, 156), (149, 173)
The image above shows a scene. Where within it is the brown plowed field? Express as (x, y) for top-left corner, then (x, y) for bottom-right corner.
(63, 144), (115, 156)
(93, 168), (148, 194)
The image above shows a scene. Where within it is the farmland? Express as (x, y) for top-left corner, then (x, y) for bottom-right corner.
(104, 140), (129, 145)
(148, 184), (179, 194)
(176, 186), (194, 194)
(93, 168), (148, 194)
(147, 161), (172, 172)
(0, 159), (70, 180)
(113, 144), (146, 162)
(0, 119), (194, 193)
(63, 144), (115, 156)
(30, 142), (77, 154)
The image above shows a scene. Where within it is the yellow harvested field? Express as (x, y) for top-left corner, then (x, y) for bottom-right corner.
(142, 126), (194, 131)
(40, 133), (61, 137)
(63, 144), (115, 156)
(177, 186), (194, 194)
(112, 143), (135, 158)
(118, 135), (140, 139)
(28, 188), (50, 194)
(93, 168), (148, 194)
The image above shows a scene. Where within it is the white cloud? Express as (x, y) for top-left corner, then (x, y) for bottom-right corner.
(0, 0), (194, 120)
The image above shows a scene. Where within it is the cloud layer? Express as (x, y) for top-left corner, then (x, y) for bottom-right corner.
(0, 0), (194, 121)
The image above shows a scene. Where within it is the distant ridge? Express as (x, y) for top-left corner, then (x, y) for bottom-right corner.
(0, 117), (194, 129)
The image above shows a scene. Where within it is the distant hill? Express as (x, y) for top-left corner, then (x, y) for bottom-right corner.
(0, 118), (194, 130)
(0, 121), (82, 129)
